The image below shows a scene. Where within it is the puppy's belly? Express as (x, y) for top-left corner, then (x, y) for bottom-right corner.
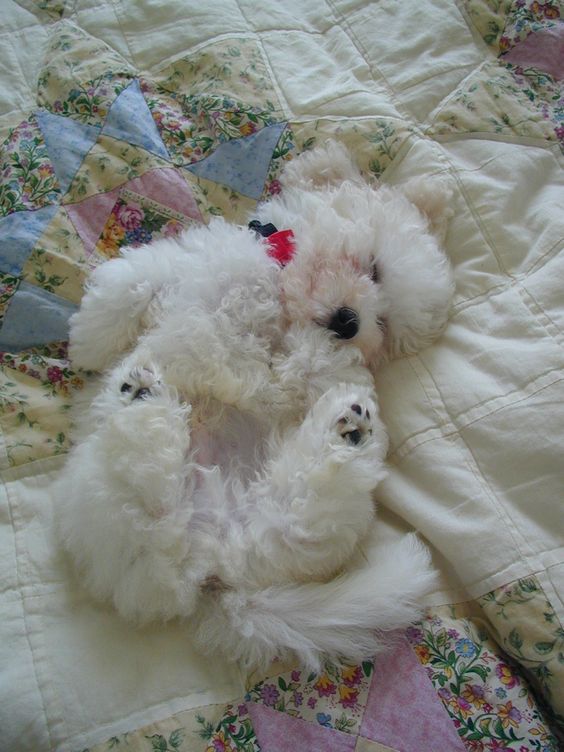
(186, 405), (268, 541)
(190, 403), (268, 484)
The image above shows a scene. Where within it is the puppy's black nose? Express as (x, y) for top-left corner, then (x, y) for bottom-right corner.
(328, 307), (359, 339)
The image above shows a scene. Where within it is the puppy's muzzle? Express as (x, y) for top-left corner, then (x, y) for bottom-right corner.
(328, 307), (359, 339)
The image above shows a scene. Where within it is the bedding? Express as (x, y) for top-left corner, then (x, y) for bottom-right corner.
(1, 0), (564, 750)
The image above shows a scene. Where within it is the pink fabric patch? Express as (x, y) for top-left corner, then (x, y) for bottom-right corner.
(360, 636), (465, 752)
(247, 702), (357, 752)
(66, 168), (202, 253)
(67, 189), (121, 252)
(504, 24), (564, 80)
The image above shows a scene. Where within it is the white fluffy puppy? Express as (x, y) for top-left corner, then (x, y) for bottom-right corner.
(57, 142), (454, 670)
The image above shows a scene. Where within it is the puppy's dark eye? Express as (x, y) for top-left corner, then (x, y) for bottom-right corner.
(371, 263), (380, 284)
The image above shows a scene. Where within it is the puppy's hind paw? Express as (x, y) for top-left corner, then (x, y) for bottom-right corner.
(119, 364), (164, 403)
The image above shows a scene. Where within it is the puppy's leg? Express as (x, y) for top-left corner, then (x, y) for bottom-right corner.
(69, 242), (185, 371)
(57, 356), (198, 623)
(93, 358), (193, 518)
(285, 382), (389, 507)
(248, 384), (388, 579)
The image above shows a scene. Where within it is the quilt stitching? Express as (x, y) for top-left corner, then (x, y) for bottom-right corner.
(517, 283), (564, 350)
(386, 357), (548, 578)
(387, 366), (564, 464)
(393, 355), (562, 565)
(324, 0), (419, 129)
(3, 477), (55, 749)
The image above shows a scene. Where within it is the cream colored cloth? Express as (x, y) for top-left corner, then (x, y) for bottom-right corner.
(1, 1), (563, 750)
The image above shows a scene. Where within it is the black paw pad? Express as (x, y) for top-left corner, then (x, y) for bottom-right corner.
(344, 429), (362, 445)
(133, 387), (151, 400)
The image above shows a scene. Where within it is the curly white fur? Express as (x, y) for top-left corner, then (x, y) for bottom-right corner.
(56, 141), (454, 670)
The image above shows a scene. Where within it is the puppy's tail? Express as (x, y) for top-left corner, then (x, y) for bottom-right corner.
(195, 534), (437, 671)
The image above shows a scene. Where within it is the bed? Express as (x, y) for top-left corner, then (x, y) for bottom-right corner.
(1, 1), (563, 750)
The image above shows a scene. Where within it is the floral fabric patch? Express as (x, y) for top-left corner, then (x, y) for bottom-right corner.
(44, 73), (131, 125)
(478, 576), (564, 726)
(142, 38), (286, 174)
(152, 38), (284, 112)
(95, 190), (192, 259)
(428, 60), (559, 144)
(62, 135), (173, 204)
(185, 172), (260, 223)
(0, 117), (60, 216)
(447, 2), (564, 150)
(78, 700), (258, 752)
(32, 0), (66, 21)
(406, 603), (562, 750)
(463, 0), (515, 50)
(499, 0), (561, 52)
(20, 206), (88, 304)
(291, 118), (414, 179)
(464, 0), (562, 52)
(261, 124), (295, 198)
(0, 343), (80, 467)
(37, 21), (136, 126)
(198, 702), (260, 752)
(144, 80), (281, 168)
(246, 661), (374, 734)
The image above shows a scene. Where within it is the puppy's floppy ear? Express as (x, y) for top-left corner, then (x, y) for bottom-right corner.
(398, 176), (454, 244)
(281, 139), (363, 190)
(374, 179), (455, 360)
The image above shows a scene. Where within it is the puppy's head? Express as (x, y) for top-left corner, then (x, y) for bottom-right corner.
(279, 196), (387, 365)
(258, 141), (455, 365)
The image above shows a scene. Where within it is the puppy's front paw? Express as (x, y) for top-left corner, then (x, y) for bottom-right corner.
(119, 364), (164, 403)
(336, 399), (375, 446)
(304, 385), (388, 472)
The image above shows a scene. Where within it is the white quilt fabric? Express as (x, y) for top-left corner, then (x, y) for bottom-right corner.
(1, 1), (563, 750)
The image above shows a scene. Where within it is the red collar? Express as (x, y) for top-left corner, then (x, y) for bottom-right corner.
(265, 229), (296, 267)
(249, 221), (296, 267)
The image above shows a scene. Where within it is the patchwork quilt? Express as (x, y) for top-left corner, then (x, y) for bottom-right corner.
(1, 1), (564, 750)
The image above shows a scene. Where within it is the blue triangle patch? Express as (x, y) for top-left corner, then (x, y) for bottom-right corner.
(102, 79), (170, 160)
(0, 206), (59, 276)
(186, 123), (287, 199)
(0, 281), (78, 351)
(36, 110), (101, 195)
